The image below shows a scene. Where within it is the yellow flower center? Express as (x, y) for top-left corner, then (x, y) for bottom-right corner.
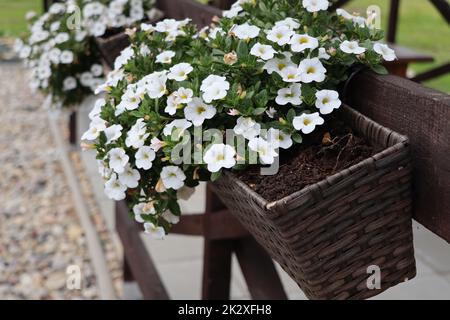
(303, 118), (311, 125)
(307, 67), (316, 74)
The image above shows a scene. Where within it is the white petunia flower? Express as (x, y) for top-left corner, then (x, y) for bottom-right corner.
(299, 58), (327, 83)
(167, 63), (193, 81)
(302, 0), (329, 12)
(89, 98), (105, 120)
(125, 119), (149, 149)
(54, 32), (69, 44)
(250, 43), (277, 60)
(104, 124), (123, 144)
(280, 65), (303, 83)
(266, 25), (294, 46)
(267, 128), (293, 149)
(118, 164), (141, 188)
(142, 72), (168, 99)
(156, 50), (176, 64)
(144, 222), (165, 240)
(200, 75), (230, 103)
(318, 47), (331, 60)
(161, 211), (180, 224)
(203, 143), (237, 173)
(163, 119), (192, 139)
(91, 64), (103, 77)
(232, 23), (260, 40)
(81, 118), (106, 141)
(104, 175), (127, 201)
(160, 166), (186, 190)
(165, 92), (181, 115)
(315, 90), (341, 114)
(290, 34), (319, 53)
(175, 87), (194, 104)
(293, 112), (324, 134)
(275, 17), (301, 30)
(263, 52), (295, 75)
(60, 50), (74, 64)
(184, 98), (217, 126)
(135, 146), (156, 170)
(63, 77), (77, 91)
(114, 46), (134, 70)
(374, 43), (396, 61)
(276, 83), (302, 106)
(133, 202), (156, 223)
(248, 137), (278, 165)
(233, 116), (261, 140)
(108, 148), (129, 174)
(340, 40), (366, 54)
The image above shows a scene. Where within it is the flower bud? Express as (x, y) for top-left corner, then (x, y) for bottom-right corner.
(327, 47), (337, 56)
(224, 51), (238, 65)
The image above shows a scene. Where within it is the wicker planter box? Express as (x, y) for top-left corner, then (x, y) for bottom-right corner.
(211, 105), (416, 300)
(95, 31), (131, 69)
(163, 0), (223, 27)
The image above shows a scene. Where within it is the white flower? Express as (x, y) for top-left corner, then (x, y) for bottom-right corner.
(160, 166), (186, 190)
(80, 72), (94, 87)
(125, 119), (149, 149)
(63, 77), (77, 91)
(233, 116), (261, 140)
(165, 92), (181, 115)
(290, 34), (319, 53)
(248, 137), (278, 165)
(163, 119), (192, 139)
(374, 43), (396, 61)
(133, 202), (156, 223)
(108, 148), (129, 174)
(266, 25), (294, 46)
(91, 64), (103, 77)
(54, 32), (69, 44)
(48, 48), (61, 64)
(155, 19), (180, 33)
(232, 23), (260, 40)
(118, 164), (141, 188)
(203, 143), (236, 173)
(144, 222), (165, 240)
(266, 107), (277, 118)
(276, 83), (302, 106)
(81, 118), (106, 141)
(60, 50), (74, 64)
(18, 46), (31, 59)
(184, 98), (216, 126)
(293, 112), (324, 134)
(280, 65), (302, 83)
(114, 46), (134, 70)
(135, 146), (156, 170)
(167, 63), (193, 81)
(315, 90), (341, 114)
(263, 52), (295, 75)
(140, 44), (151, 56)
(175, 87), (194, 104)
(275, 17), (301, 30)
(104, 175), (127, 201)
(156, 50), (176, 64)
(142, 72), (168, 99)
(223, 4), (243, 18)
(200, 75), (230, 103)
(104, 124), (123, 144)
(302, 0), (329, 12)
(89, 98), (105, 120)
(141, 23), (154, 32)
(267, 128), (293, 149)
(161, 211), (180, 224)
(150, 137), (166, 152)
(299, 58), (327, 83)
(318, 47), (331, 60)
(340, 40), (366, 54)
(250, 43), (277, 60)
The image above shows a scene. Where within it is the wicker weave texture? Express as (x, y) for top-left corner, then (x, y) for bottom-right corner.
(211, 105), (416, 300)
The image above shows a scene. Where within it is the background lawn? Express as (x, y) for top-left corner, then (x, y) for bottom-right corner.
(0, 0), (448, 92)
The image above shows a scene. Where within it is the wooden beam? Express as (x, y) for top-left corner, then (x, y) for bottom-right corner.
(411, 62), (450, 82)
(116, 201), (170, 299)
(429, 0), (450, 24)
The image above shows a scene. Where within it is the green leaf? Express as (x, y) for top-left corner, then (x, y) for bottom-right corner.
(287, 108), (296, 123)
(211, 170), (222, 182)
(236, 40), (248, 58)
(168, 200), (181, 216)
(370, 64), (389, 75)
(292, 133), (303, 144)
(253, 107), (267, 115)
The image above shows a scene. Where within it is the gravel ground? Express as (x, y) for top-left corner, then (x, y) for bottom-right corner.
(0, 62), (99, 299)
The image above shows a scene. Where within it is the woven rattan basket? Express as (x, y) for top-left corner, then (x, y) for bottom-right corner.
(211, 105), (416, 300)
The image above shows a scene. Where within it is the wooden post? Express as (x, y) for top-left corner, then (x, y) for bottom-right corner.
(387, 0), (401, 43)
(69, 110), (77, 146)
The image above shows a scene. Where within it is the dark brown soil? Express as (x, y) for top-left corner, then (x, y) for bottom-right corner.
(236, 116), (379, 202)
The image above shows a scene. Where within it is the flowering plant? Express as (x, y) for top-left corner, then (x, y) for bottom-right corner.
(84, 0), (396, 239)
(15, 0), (157, 107)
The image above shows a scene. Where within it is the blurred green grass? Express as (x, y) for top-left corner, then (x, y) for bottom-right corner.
(345, 0), (450, 93)
(0, 0), (42, 37)
(0, 0), (448, 92)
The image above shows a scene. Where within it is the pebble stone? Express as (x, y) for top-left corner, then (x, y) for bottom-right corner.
(0, 62), (100, 299)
